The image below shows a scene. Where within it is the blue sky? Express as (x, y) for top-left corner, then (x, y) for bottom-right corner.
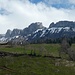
(29, 0), (75, 9)
(0, 0), (75, 33)
(29, 0), (42, 3)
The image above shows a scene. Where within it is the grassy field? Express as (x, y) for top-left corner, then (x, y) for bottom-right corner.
(0, 56), (75, 75)
(0, 44), (75, 75)
(0, 44), (60, 56)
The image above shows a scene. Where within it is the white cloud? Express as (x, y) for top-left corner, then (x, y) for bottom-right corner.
(69, 0), (75, 4)
(0, 0), (75, 34)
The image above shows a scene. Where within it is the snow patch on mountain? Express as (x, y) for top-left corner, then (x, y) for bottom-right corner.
(34, 29), (43, 34)
(32, 34), (37, 39)
(0, 37), (8, 43)
(40, 30), (46, 37)
(72, 28), (75, 32)
(48, 27), (71, 33)
(63, 27), (70, 31)
(48, 27), (63, 33)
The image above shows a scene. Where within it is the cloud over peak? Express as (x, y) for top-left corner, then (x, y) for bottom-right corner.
(0, 0), (75, 34)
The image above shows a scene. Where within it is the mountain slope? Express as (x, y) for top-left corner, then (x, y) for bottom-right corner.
(5, 22), (45, 38)
(1, 21), (75, 43)
(28, 21), (75, 42)
(22, 22), (45, 36)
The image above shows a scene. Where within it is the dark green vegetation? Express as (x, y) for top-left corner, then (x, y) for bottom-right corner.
(0, 44), (60, 57)
(0, 44), (75, 75)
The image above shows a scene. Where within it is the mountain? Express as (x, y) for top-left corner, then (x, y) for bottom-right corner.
(1, 21), (75, 43)
(4, 22), (45, 42)
(28, 21), (75, 43)
(5, 22), (45, 38)
(22, 22), (45, 36)
(5, 29), (22, 38)
(49, 21), (75, 28)
(5, 29), (12, 37)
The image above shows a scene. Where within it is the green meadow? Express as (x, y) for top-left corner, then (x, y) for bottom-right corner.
(0, 44), (75, 75)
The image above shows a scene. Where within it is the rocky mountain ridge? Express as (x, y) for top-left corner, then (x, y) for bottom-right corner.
(5, 22), (45, 38)
(1, 21), (75, 43)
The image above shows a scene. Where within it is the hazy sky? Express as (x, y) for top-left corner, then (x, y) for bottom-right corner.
(0, 0), (75, 34)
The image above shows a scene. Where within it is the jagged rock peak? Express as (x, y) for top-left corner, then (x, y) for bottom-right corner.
(49, 21), (75, 28)
(5, 29), (22, 38)
(28, 22), (45, 29)
(22, 22), (45, 36)
(49, 22), (55, 28)
(10, 29), (22, 37)
(5, 29), (12, 37)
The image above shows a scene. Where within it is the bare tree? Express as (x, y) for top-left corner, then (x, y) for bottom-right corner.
(59, 37), (71, 59)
